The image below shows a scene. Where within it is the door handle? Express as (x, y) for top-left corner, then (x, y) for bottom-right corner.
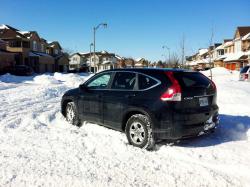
(125, 94), (136, 99)
(96, 95), (101, 99)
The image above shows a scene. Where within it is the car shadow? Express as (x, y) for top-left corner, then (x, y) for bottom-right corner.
(158, 114), (250, 148)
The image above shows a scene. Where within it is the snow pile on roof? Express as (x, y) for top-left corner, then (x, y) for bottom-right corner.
(224, 52), (245, 62)
(198, 48), (208, 56)
(224, 41), (234, 47)
(0, 24), (9, 29)
(115, 55), (123, 60)
(215, 44), (224, 50)
(18, 31), (30, 35)
(242, 32), (250, 40)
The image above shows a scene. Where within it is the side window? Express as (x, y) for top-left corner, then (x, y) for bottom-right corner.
(138, 74), (158, 90)
(86, 73), (111, 89)
(111, 72), (136, 90)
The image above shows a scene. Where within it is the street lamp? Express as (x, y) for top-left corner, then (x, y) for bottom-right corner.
(162, 45), (170, 66)
(89, 43), (93, 72)
(93, 23), (107, 73)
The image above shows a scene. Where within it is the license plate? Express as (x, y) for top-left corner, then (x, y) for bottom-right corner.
(199, 97), (208, 106)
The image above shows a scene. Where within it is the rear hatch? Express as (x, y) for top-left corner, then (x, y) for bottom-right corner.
(172, 71), (217, 124)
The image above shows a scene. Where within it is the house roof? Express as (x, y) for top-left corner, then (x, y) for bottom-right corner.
(198, 48), (208, 56)
(235, 26), (250, 37)
(242, 32), (250, 41)
(224, 52), (245, 62)
(48, 41), (62, 50)
(70, 53), (82, 57)
(224, 41), (234, 47)
(0, 24), (19, 31)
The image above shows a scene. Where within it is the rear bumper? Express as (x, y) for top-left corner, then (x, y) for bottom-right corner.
(153, 110), (219, 140)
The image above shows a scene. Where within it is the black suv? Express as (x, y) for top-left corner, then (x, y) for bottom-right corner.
(61, 68), (219, 149)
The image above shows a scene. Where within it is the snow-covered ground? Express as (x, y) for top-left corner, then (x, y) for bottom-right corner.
(0, 68), (250, 187)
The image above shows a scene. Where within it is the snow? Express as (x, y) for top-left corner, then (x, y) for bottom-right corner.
(198, 48), (208, 56)
(0, 69), (250, 186)
(0, 24), (9, 29)
(242, 32), (250, 40)
(224, 52), (245, 62)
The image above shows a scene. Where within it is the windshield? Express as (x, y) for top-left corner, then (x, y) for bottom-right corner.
(240, 66), (250, 73)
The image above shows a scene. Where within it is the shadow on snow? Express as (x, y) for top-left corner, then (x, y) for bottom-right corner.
(160, 114), (250, 148)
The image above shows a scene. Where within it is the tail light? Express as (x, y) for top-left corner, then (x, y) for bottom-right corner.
(211, 80), (216, 91)
(245, 74), (249, 80)
(161, 72), (182, 101)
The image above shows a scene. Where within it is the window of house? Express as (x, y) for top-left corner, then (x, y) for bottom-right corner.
(111, 72), (136, 90)
(55, 49), (58, 55)
(41, 44), (45, 52)
(33, 41), (37, 51)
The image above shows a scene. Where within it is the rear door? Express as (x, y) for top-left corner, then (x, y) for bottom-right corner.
(102, 71), (137, 130)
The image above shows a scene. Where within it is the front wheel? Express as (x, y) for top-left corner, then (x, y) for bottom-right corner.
(125, 114), (155, 150)
(65, 101), (81, 126)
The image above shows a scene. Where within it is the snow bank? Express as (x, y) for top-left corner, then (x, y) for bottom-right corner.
(33, 74), (61, 85)
(53, 72), (92, 87)
(0, 71), (250, 186)
(0, 73), (34, 83)
(201, 67), (239, 77)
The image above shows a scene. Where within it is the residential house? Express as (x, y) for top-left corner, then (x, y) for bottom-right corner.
(224, 27), (250, 70)
(94, 51), (120, 72)
(0, 24), (69, 73)
(117, 58), (135, 68)
(69, 53), (88, 72)
(134, 58), (149, 68)
(70, 51), (121, 72)
(0, 38), (16, 74)
(47, 41), (69, 72)
(213, 43), (225, 67)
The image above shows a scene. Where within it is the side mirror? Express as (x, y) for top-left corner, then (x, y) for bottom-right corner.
(79, 84), (88, 91)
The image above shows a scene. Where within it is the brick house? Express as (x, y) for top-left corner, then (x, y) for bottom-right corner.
(0, 38), (16, 74)
(0, 24), (69, 73)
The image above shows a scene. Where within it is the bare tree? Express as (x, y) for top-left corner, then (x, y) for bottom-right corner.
(63, 48), (75, 55)
(171, 52), (180, 68)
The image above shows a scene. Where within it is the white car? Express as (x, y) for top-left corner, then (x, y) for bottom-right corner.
(239, 65), (250, 81)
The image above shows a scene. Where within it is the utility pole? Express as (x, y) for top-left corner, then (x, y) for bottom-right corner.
(209, 27), (214, 80)
(93, 23), (107, 73)
(162, 45), (170, 67)
(180, 34), (185, 68)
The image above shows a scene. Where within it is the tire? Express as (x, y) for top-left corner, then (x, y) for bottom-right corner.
(65, 101), (81, 127)
(125, 114), (155, 150)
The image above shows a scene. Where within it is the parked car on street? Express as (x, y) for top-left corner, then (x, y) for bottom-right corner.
(61, 68), (219, 149)
(10, 65), (34, 76)
(239, 65), (250, 81)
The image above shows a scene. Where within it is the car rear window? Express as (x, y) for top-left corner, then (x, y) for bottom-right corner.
(174, 72), (211, 88)
(111, 72), (136, 90)
(240, 66), (250, 73)
(138, 74), (158, 90)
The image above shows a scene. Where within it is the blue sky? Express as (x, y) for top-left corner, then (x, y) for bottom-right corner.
(1, 0), (250, 61)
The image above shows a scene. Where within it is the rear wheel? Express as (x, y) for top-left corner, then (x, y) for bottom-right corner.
(125, 114), (155, 150)
(65, 102), (81, 126)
